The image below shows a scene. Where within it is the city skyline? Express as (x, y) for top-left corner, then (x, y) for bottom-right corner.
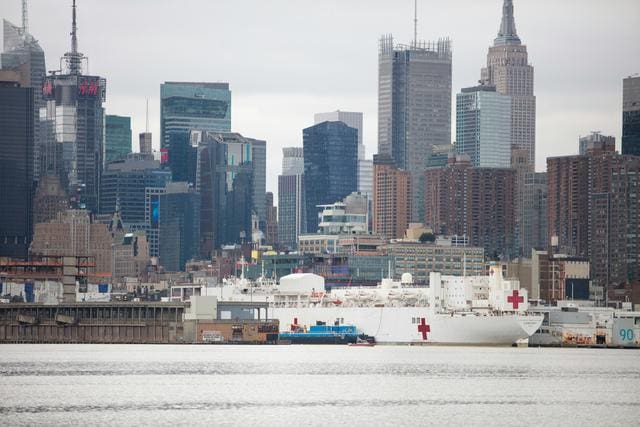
(0, 0), (639, 198)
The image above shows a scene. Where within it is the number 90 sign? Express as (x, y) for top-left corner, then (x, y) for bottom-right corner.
(619, 328), (635, 341)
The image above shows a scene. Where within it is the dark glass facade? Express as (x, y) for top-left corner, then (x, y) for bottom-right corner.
(197, 139), (227, 257)
(100, 158), (171, 227)
(40, 74), (106, 213)
(0, 82), (34, 258)
(159, 184), (200, 272)
(105, 115), (132, 163)
(303, 121), (358, 233)
(622, 110), (640, 156)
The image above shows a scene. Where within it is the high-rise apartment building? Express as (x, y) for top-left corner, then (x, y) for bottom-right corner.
(0, 80), (33, 258)
(160, 82), (231, 183)
(38, 1), (106, 212)
(424, 155), (516, 259)
(159, 182), (200, 272)
(378, 35), (452, 221)
(1, 13), (46, 180)
(547, 146), (640, 302)
(621, 76), (640, 156)
(481, 0), (535, 167)
(105, 115), (132, 163)
(579, 132), (615, 156)
(278, 147), (305, 251)
(303, 121), (358, 234)
(455, 85), (511, 168)
(372, 154), (411, 240)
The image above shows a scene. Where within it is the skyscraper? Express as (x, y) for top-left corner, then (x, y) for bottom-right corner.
(0, 80), (33, 258)
(99, 156), (171, 228)
(192, 131), (267, 248)
(105, 115), (132, 163)
(521, 172), (547, 256)
(314, 111), (371, 197)
(621, 75), (640, 156)
(455, 85), (511, 168)
(303, 121), (358, 234)
(1, 5), (46, 180)
(378, 34), (452, 221)
(278, 147), (305, 251)
(481, 0), (535, 167)
(39, 0), (106, 212)
(160, 82), (231, 182)
(373, 154), (411, 240)
(159, 182), (200, 272)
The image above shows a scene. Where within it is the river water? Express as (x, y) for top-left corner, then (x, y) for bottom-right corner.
(0, 344), (638, 426)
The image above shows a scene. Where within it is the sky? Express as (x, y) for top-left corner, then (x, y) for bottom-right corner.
(1, 0), (639, 198)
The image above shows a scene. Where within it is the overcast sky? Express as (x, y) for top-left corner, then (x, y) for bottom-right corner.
(2, 0), (639, 197)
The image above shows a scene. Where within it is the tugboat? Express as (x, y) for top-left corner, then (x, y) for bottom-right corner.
(279, 321), (374, 345)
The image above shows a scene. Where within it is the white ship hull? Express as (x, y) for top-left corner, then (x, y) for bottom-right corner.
(271, 307), (542, 345)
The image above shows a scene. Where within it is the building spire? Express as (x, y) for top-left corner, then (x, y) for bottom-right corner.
(63, 0), (84, 75)
(494, 0), (521, 46)
(21, 0), (28, 36)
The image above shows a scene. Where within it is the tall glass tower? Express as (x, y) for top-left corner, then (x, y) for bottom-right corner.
(160, 82), (231, 183)
(303, 121), (358, 234)
(39, 0), (106, 212)
(1, 10), (46, 180)
(455, 85), (511, 168)
(378, 35), (452, 221)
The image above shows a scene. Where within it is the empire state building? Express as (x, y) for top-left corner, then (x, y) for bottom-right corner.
(481, 0), (536, 168)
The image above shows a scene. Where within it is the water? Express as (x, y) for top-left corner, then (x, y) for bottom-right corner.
(0, 345), (638, 426)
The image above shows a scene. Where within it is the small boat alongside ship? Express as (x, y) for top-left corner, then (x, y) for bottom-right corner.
(279, 323), (376, 345)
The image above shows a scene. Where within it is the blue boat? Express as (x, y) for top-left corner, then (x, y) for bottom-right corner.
(280, 324), (371, 344)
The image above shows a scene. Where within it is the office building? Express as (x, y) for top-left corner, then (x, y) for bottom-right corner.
(303, 121), (358, 233)
(621, 75), (640, 156)
(0, 80), (33, 258)
(1, 12), (46, 180)
(33, 174), (69, 225)
(38, 1), (106, 212)
(378, 34), (452, 221)
(373, 154), (411, 240)
(193, 131), (267, 252)
(159, 182), (200, 272)
(105, 115), (132, 163)
(139, 132), (152, 155)
(160, 82), (231, 182)
(278, 147), (305, 251)
(30, 209), (112, 274)
(455, 85), (511, 168)
(427, 144), (454, 169)
(481, 0), (536, 167)
(99, 156), (171, 228)
(424, 155), (516, 260)
(382, 241), (485, 283)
